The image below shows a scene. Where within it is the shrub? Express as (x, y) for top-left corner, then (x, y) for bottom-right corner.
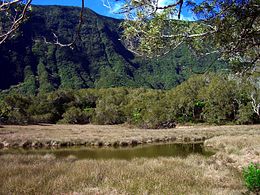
(167, 75), (207, 123)
(93, 103), (125, 125)
(77, 89), (99, 108)
(199, 76), (238, 124)
(30, 113), (55, 124)
(237, 104), (254, 125)
(92, 89), (127, 125)
(122, 89), (177, 129)
(0, 101), (10, 124)
(60, 107), (89, 124)
(2, 94), (31, 124)
(243, 162), (260, 193)
(132, 108), (142, 124)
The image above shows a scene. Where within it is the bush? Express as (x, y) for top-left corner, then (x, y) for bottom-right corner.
(60, 107), (91, 124)
(167, 74), (207, 123)
(199, 75), (238, 124)
(237, 104), (255, 125)
(92, 89), (127, 125)
(124, 91), (175, 129)
(243, 162), (260, 193)
(93, 103), (125, 125)
(2, 94), (31, 124)
(30, 113), (55, 124)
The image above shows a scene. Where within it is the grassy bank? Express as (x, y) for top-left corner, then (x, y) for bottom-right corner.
(0, 154), (244, 194)
(205, 135), (260, 170)
(0, 124), (260, 148)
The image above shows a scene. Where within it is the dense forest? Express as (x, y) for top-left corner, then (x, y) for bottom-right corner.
(0, 74), (259, 127)
(0, 5), (225, 94)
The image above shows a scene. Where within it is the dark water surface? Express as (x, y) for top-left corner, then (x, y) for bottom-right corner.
(0, 143), (213, 160)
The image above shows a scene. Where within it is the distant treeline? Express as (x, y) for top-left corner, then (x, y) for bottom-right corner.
(0, 74), (259, 128)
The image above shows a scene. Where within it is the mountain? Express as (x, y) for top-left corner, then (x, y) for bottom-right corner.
(0, 5), (225, 94)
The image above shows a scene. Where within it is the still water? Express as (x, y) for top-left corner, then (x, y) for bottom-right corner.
(0, 143), (213, 160)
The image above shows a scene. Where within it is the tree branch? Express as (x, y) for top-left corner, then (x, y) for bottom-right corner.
(251, 94), (260, 116)
(43, 0), (85, 48)
(0, 0), (32, 44)
(0, 0), (85, 47)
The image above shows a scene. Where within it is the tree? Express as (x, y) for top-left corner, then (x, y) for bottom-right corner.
(37, 60), (55, 94)
(21, 65), (37, 95)
(249, 75), (260, 117)
(114, 0), (259, 117)
(113, 0), (259, 73)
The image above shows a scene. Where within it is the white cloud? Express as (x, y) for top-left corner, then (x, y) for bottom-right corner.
(181, 15), (196, 21)
(101, 0), (197, 21)
(110, 2), (124, 13)
(158, 0), (176, 7)
(102, 0), (124, 14)
(157, 0), (196, 21)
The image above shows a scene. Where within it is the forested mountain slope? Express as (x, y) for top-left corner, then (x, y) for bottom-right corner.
(0, 5), (225, 94)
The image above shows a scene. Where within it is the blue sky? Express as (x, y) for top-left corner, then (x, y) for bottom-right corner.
(32, 0), (196, 20)
(32, 0), (123, 18)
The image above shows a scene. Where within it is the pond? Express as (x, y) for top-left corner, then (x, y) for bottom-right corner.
(0, 142), (213, 160)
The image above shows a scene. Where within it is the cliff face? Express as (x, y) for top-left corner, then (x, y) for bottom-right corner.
(0, 5), (225, 94)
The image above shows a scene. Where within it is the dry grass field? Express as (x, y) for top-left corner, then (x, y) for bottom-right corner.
(0, 124), (260, 147)
(0, 154), (244, 195)
(0, 124), (259, 194)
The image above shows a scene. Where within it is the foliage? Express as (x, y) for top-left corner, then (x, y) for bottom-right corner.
(37, 60), (55, 94)
(120, 0), (260, 73)
(167, 74), (207, 123)
(243, 162), (260, 193)
(60, 107), (89, 124)
(0, 73), (258, 127)
(125, 89), (174, 128)
(199, 75), (238, 124)
(92, 88), (127, 125)
(237, 104), (256, 125)
(2, 94), (31, 124)
(21, 66), (37, 95)
(0, 100), (10, 124)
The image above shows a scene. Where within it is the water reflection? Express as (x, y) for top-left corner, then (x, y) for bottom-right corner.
(0, 143), (213, 160)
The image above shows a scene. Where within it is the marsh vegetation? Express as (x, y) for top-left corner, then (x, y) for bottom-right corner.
(0, 125), (259, 194)
(0, 154), (244, 194)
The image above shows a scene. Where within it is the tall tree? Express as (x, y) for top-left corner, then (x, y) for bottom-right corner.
(115, 0), (259, 73)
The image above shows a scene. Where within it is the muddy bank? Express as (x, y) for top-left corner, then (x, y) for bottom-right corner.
(0, 124), (259, 149)
(0, 135), (206, 149)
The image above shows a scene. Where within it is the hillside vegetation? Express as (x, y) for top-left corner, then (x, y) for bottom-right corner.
(0, 5), (225, 93)
(0, 74), (259, 127)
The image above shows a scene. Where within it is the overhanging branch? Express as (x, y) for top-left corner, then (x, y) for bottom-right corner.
(0, 0), (85, 47)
